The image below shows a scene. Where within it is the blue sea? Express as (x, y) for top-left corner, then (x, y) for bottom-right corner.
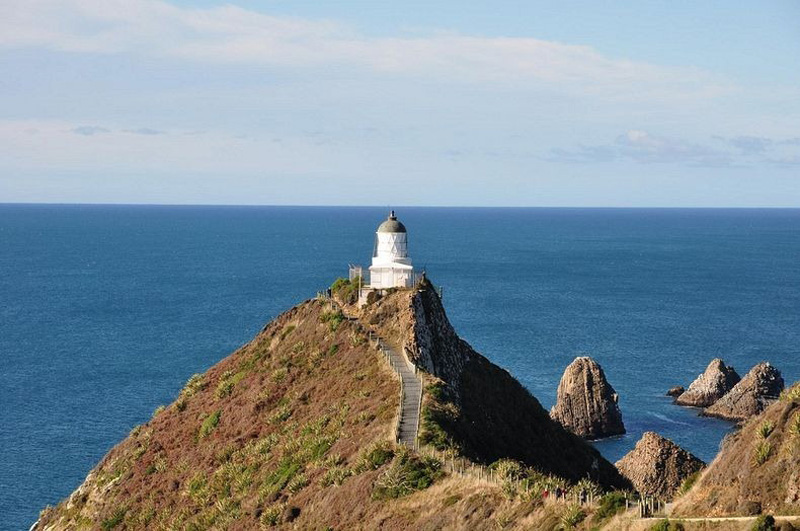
(1, 205), (799, 529)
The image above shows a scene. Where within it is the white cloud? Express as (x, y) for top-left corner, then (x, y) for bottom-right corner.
(0, 119), (364, 174)
(549, 130), (800, 168)
(615, 130), (730, 166)
(0, 0), (730, 100)
(72, 125), (110, 136)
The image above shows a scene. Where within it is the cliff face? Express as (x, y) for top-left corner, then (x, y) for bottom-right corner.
(673, 382), (800, 517)
(675, 358), (740, 408)
(550, 357), (625, 440)
(615, 432), (705, 500)
(359, 280), (629, 489)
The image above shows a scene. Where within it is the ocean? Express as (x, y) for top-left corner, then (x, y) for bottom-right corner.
(1, 205), (798, 529)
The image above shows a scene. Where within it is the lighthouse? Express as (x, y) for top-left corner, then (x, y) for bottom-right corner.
(368, 211), (415, 289)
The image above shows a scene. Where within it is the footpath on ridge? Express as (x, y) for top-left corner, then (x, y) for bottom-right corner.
(376, 336), (422, 448)
(333, 300), (422, 449)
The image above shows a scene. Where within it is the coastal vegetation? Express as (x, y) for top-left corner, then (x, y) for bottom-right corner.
(35, 282), (800, 529)
(330, 277), (360, 304)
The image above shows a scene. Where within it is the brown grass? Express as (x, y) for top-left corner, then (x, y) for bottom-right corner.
(673, 381), (800, 518)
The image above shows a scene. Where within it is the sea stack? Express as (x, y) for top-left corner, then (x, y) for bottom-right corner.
(704, 362), (784, 422)
(550, 357), (625, 439)
(615, 432), (705, 500)
(675, 358), (740, 407)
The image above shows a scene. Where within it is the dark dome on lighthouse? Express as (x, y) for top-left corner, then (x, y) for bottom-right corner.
(376, 210), (407, 233)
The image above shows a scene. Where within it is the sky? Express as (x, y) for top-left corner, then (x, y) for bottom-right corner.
(1, 0), (799, 207)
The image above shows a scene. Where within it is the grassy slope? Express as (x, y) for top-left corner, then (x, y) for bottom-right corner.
(673, 383), (800, 517)
(37, 299), (401, 529)
(37, 286), (638, 530)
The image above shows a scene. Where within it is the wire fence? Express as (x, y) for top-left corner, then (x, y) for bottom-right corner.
(319, 292), (666, 519)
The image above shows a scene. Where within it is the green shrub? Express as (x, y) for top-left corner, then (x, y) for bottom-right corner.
(187, 472), (209, 503)
(649, 519), (685, 531)
(753, 440), (772, 465)
(372, 449), (442, 500)
(271, 367), (288, 383)
(594, 491), (628, 521)
(330, 277), (360, 304)
(574, 477), (602, 498)
(269, 405), (292, 424)
(215, 370), (247, 399)
(758, 420), (775, 439)
(559, 503), (585, 530)
(280, 325), (296, 340)
(790, 413), (800, 439)
(677, 470), (701, 496)
(356, 442), (395, 472)
(152, 405), (166, 418)
(260, 503), (284, 527)
(181, 373), (206, 398)
(320, 310), (346, 332)
(327, 344), (339, 357)
(419, 406), (458, 451)
(491, 458), (525, 482)
(321, 466), (351, 487)
(263, 457), (302, 494)
(781, 385), (800, 402)
(100, 508), (127, 530)
(287, 473), (309, 493)
(426, 382), (445, 401)
(751, 514), (776, 531)
(199, 410), (221, 439)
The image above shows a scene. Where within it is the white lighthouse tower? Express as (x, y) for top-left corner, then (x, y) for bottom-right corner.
(368, 211), (415, 289)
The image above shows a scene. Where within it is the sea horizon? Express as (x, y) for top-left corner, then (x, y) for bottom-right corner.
(3, 202), (799, 210)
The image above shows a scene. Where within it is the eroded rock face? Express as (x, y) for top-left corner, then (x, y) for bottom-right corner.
(675, 358), (740, 407)
(550, 357), (625, 439)
(704, 362), (784, 421)
(615, 432), (705, 500)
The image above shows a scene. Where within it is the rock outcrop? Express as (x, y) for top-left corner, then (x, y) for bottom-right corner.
(550, 357), (625, 440)
(615, 432), (705, 500)
(704, 362), (785, 421)
(36, 278), (630, 530)
(360, 279), (629, 488)
(675, 358), (740, 407)
(667, 386), (685, 398)
(673, 382), (800, 517)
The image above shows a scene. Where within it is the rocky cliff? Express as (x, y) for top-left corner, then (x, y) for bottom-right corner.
(704, 362), (785, 422)
(36, 279), (629, 530)
(615, 432), (705, 500)
(673, 382), (800, 517)
(550, 357), (625, 440)
(358, 279), (629, 488)
(675, 358), (740, 408)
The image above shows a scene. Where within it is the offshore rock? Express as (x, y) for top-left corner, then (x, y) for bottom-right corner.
(667, 386), (685, 398)
(673, 382), (800, 517)
(550, 357), (625, 440)
(704, 362), (784, 421)
(675, 358), (740, 408)
(616, 432), (705, 500)
(362, 279), (630, 488)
